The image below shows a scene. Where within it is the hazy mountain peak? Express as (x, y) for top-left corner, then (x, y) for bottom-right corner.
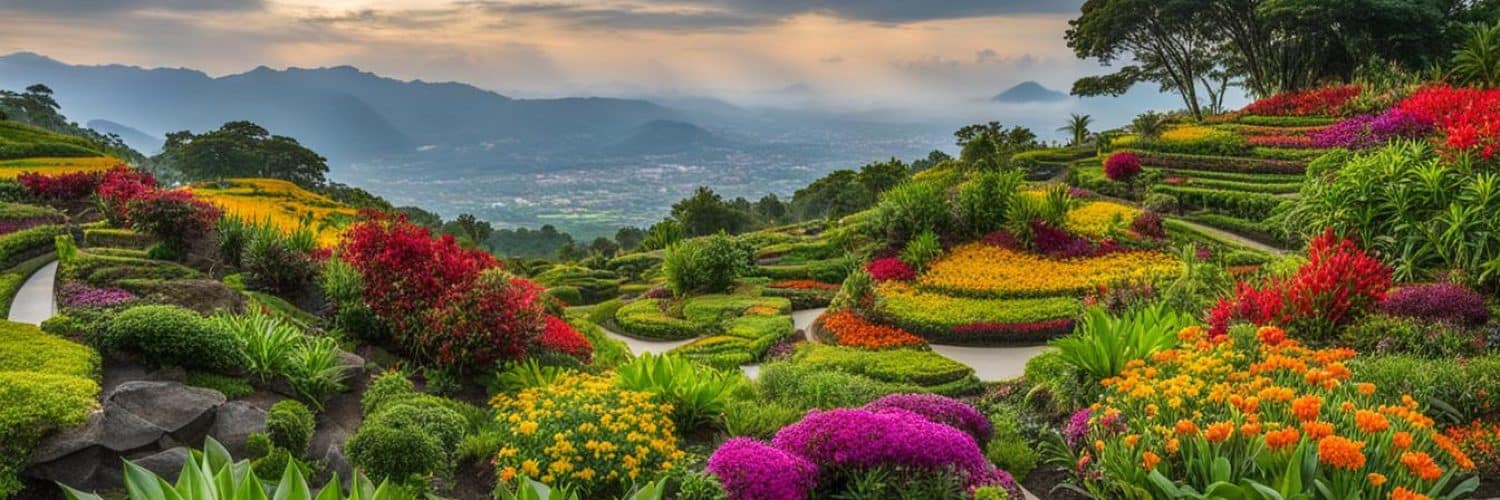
(991, 81), (1069, 103)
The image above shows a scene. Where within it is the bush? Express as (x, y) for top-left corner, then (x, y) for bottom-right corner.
(663, 233), (753, 296)
(986, 435), (1038, 482)
(104, 305), (244, 371)
(1379, 282), (1489, 327)
(1341, 314), (1483, 359)
(900, 230), (943, 272)
(366, 402), (467, 458)
(126, 189), (221, 253)
(957, 170), (1022, 237)
(242, 226), (318, 296)
(758, 361), (921, 410)
(722, 400), (803, 439)
(345, 424), (446, 483)
(615, 353), (746, 430)
(676, 470), (729, 500)
(545, 285), (583, 306)
(864, 393), (992, 444)
(614, 299), (703, 340)
(265, 400), (315, 455)
(423, 269), (547, 372)
(1150, 185), (1282, 220)
(0, 223), (64, 269)
(1243, 85), (1361, 116)
(362, 371), (417, 414)
(705, 438), (818, 500)
(537, 315), (593, 362)
(874, 181), (953, 245)
(790, 344), (978, 393)
(1350, 354), (1500, 425)
(1103, 151), (1141, 182)
(0, 371), (100, 496)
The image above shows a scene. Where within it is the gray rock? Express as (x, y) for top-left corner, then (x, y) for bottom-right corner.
(107, 381), (225, 442)
(320, 442), (352, 485)
(210, 401), (267, 457)
(337, 351), (366, 379)
(134, 447), (190, 481)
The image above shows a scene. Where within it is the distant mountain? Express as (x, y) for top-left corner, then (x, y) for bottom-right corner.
(991, 81), (1069, 103)
(86, 119), (161, 154)
(0, 52), (679, 163)
(608, 120), (728, 156)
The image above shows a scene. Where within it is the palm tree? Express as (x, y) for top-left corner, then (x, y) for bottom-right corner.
(1057, 113), (1093, 146)
(1131, 111), (1169, 140)
(1453, 20), (1500, 88)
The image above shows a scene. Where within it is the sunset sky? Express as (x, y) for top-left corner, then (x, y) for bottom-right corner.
(0, 0), (1130, 112)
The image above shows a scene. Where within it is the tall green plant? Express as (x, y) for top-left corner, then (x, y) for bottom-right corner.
(957, 170), (1022, 236)
(1453, 20), (1500, 89)
(661, 233), (752, 296)
(613, 353), (748, 430)
(900, 230), (943, 272)
(1130, 111), (1169, 139)
(209, 311), (302, 382)
(1058, 113), (1094, 146)
(1050, 303), (1196, 381)
(873, 181), (953, 244)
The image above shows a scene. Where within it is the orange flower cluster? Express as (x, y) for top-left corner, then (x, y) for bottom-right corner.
(767, 280), (841, 291)
(1076, 325), (1475, 498)
(1443, 420), (1500, 475)
(820, 310), (925, 350)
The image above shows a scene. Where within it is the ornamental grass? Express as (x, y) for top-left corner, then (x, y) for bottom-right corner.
(1066, 325), (1475, 499)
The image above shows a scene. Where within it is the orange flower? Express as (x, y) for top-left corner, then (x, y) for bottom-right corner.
(1255, 326), (1286, 346)
(1317, 436), (1366, 470)
(1391, 487), (1430, 500)
(1431, 434), (1475, 470)
(1175, 419), (1198, 436)
(821, 311), (925, 349)
(1393, 431), (1414, 449)
(1355, 410), (1390, 433)
(1240, 422), (1262, 437)
(1292, 395), (1323, 421)
(1357, 382), (1376, 396)
(1367, 473), (1386, 487)
(1400, 451), (1443, 481)
(1265, 428), (1301, 450)
(1302, 421), (1335, 441)
(1142, 451), (1161, 470)
(1166, 438), (1180, 454)
(1124, 434), (1140, 447)
(1204, 421), (1234, 443)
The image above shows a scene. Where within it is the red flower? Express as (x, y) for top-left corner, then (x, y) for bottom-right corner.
(1244, 85), (1361, 117)
(539, 315), (593, 363)
(866, 257), (915, 281)
(1104, 152), (1141, 182)
(1397, 85), (1500, 161)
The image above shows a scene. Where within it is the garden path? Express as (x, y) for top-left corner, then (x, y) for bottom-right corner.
(597, 307), (829, 380)
(927, 344), (1050, 382)
(9, 259), (57, 325)
(1168, 217), (1290, 256)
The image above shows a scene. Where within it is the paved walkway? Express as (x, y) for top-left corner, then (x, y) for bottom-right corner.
(929, 343), (1051, 381)
(1168, 217), (1290, 256)
(9, 260), (57, 325)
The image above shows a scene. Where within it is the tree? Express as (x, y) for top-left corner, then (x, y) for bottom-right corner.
(790, 169), (871, 220)
(396, 206), (443, 229)
(1130, 111), (1170, 140)
(911, 150), (953, 171)
(1067, 0), (1218, 119)
(857, 159), (910, 196)
(445, 214), (493, 251)
(955, 122), (1038, 171)
(589, 236), (620, 257)
(155, 121), (329, 185)
(1057, 114), (1094, 146)
(753, 194), (787, 223)
(671, 186), (753, 237)
(614, 226), (646, 251)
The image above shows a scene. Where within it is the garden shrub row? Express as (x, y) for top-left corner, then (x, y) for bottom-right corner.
(605, 252), (662, 279)
(1162, 218), (1273, 264)
(0, 143), (101, 160)
(790, 344), (979, 394)
(62, 250), (201, 288)
(1123, 149), (1307, 174)
(1151, 185), (1285, 220)
(1012, 147), (1095, 165)
(533, 265), (623, 305)
(0, 224), (65, 269)
(0, 320), (100, 497)
(761, 285), (835, 309)
(1146, 168), (1302, 184)
(674, 314), (794, 369)
(613, 298), (704, 340)
(754, 239), (839, 263)
(752, 257), (850, 283)
(1236, 115), (1340, 127)
(1351, 354), (1500, 424)
(757, 361), (924, 411)
(1120, 135), (1247, 157)
(1174, 177), (1301, 194)
(82, 227), (152, 249)
(873, 285), (1078, 343)
(1248, 146), (1326, 161)
(0, 202), (63, 222)
(1180, 213), (1295, 247)
(681, 294), (790, 325)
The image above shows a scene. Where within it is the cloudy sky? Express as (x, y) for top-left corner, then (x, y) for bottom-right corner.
(0, 0), (1138, 113)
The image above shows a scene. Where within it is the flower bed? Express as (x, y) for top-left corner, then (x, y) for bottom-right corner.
(1122, 150), (1307, 174)
(1067, 325), (1475, 499)
(873, 282), (1079, 343)
(1244, 85), (1362, 116)
(1309, 108), (1433, 150)
(791, 344), (978, 394)
(917, 243), (1177, 299)
(1066, 201), (1140, 240)
(820, 310), (925, 349)
(1396, 85), (1500, 161)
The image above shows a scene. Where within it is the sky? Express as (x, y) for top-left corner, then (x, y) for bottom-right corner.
(0, 0), (1139, 114)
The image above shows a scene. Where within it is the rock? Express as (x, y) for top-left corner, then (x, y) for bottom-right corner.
(337, 351), (366, 379)
(107, 381), (225, 442)
(135, 279), (245, 315)
(134, 447), (190, 481)
(319, 442), (352, 485)
(209, 402), (267, 457)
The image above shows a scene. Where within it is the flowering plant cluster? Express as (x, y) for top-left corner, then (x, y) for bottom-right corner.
(95, 167), (158, 224)
(1069, 325), (1475, 499)
(126, 189), (222, 249)
(709, 396), (1021, 499)
(1208, 229), (1391, 340)
(491, 373), (685, 497)
(57, 282), (136, 309)
(1397, 85), (1500, 161)
(538, 315), (593, 362)
(821, 309), (925, 349)
(1065, 200), (1139, 240)
(1379, 283), (1490, 327)
(1308, 109), (1435, 150)
(422, 269), (546, 370)
(866, 257), (916, 281)
(1130, 211), (1167, 240)
(1244, 85), (1362, 116)
(1247, 135), (1316, 149)
(1104, 151), (1142, 182)
(1033, 221), (1100, 259)
(0, 218), (55, 236)
(919, 243), (1177, 299)
(17, 166), (116, 201)
(1444, 421), (1500, 477)
(767, 280), (840, 291)
(706, 438), (818, 500)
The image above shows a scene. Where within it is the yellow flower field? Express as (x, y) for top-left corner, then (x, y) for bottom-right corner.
(1066, 201), (1140, 239)
(0, 156), (121, 179)
(189, 178), (357, 247)
(918, 243), (1177, 298)
(1160, 125), (1233, 143)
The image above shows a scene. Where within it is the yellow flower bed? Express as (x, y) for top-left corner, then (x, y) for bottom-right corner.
(918, 243), (1177, 298)
(491, 373), (685, 496)
(0, 156), (121, 179)
(1159, 125), (1233, 143)
(1066, 201), (1140, 239)
(189, 178), (358, 247)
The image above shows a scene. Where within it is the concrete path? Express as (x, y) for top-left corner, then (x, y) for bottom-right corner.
(9, 260), (57, 325)
(791, 307), (826, 334)
(1168, 217), (1291, 256)
(929, 343), (1051, 382)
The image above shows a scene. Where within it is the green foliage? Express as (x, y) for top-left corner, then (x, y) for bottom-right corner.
(1050, 304), (1196, 381)
(156, 121), (329, 185)
(565, 316), (631, 369)
(1350, 355), (1500, 424)
(614, 299), (704, 340)
(1129, 112), (1169, 139)
(873, 181), (952, 244)
(242, 219), (318, 296)
(266, 400), (315, 455)
(496, 476), (668, 500)
(348, 372), (480, 485)
(681, 295), (789, 325)
(0, 321), (100, 497)
(973, 486), (1011, 500)
(671, 187), (754, 237)
(104, 304), (244, 371)
(752, 257), (851, 283)
(606, 252), (663, 280)
(1021, 350), (1090, 416)
(1150, 185), (1282, 220)
(362, 371), (417, 415)
(900, 230), (943, 272)
(0, 251), (59, 317)
(62, 251), (201, 288)
(1162, 246), (1234, 314)
(614, 353), (748, 430)
(757, 361), (921, 410)
(1452, 20), (1500, 88)
(721, 399), (803, 439)
(957, 170), (1023, 237)
(494, 359), (571, 392)
(0, 223), (64, 269)
(286, 336), (350, 404)
(831, 465), (967, 499)
(209, 311), (300, 381)
(1237, 115), (1339, 127)
(185, 372), (254, 399)
(82, 227), (151, 249)
(662, 233), (753, 296)
(675, 470), (728, 500)
(874, 290), (1079, 340)
(673, 313), (793, 368)
(1341, 314), (1483, 359)
(791, 344), (978, 391)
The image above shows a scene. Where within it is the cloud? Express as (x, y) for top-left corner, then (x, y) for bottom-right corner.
(975, 49), (998, 63)
(819, 55), (843, 64)
(472, 2), (772, 31)
(0, 0), (263, 15)
(711, 0), (1086, 24)
(466, 0), (1084, 31)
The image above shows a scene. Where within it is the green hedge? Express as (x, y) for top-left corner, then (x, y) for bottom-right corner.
(1151, 185), (1284, 220)
(761, 286), (834, 309)
(1351, 355), (1500, 424)
(0, 252), (57, 317)
(754, 240), (839, 263)
(83, 228), (153, 249)
(0, 202), (63, 222)
(758, 361), (923, 411)
(606, 252), (663, 279)
(791, 344), (977, 389)
(613, 299), (705, 340)
(1163, 219), (1273, 264)
(1180, 214), (1294, 248)
(753, 257), (851, 283)
(61, 251), (201, 287)
(673, 314), (794, 368)
(874, 288), (1078, 340)
(681, 295), (790, 325)
(0, 224), (65, 269)
(1237, 115), (1339, 127)
(1177, 177), (1301, 194)
(0, 320), (100, 497)
(1123, 149), (1306, 174)
(1147, 168), (1303, 184)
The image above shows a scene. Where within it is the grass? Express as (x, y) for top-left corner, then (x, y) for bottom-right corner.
(242, 290), (323, 331)
(790, 344), (980, 393)
(1174, 178), (1301, 194)
(0, 156), (120, 179)
(1145, 168), (1302, 184)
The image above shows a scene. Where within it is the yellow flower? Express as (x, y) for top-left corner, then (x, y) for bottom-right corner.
(521, 459), (540, 477)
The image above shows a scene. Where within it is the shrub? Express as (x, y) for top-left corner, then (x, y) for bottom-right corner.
(1129, 211), (1165, 239)
(791, 344), (976, 390)
(265, 400), (315, 455)
(491, 373), (686, 497)
(0, 370), (99, 497)
(1341, 314), (1483, 359)
(1243, 84), (1361, 116)
(1352, 354), (1500, 424)
(339, 213), (497, 336)
(662, 233), (752, 296)
(1121, 149), (1306, 174)
(185, 372), (253, 399)
(126, 189), (221, 253)
(614, 353), (746, 430)
(1397, 85), (1500, 161)
(345, 424), (446, 483)
(758, 361), (920, 410)
(1050, 304), (1195, 381)
(864, 393), (992, 444)
(721, 400), (803, 440)
(537, 315), (592, 363)
(1103, 152), (1141, 182)
(362, 371), (416, 414)
(874, 181), (953, 244)
(1309, 108), (1433, 149)
(899, 230), (942, 271)
(17, 168), (105, 201)
(286, 336), (350, 403)
(957, 170), (1022, 237)
(1207, 229), (1390, 340)
(1379, 282), (1489, 327)
(706, 438), (817, 500)
(613, 299), (702, 340)
(104, 305), (244, 371)
(985, 435), (1038, 483)
(366, 402), (467, 457)
(676, 470), (730, 500)
(242, 225), (318, 296)
(423, 269), (546, 372)
(57, 282), (136, 309)
(864, 257), (914, 282)
(1149, 185), (1282, 220)
(208, 311), (301, 382)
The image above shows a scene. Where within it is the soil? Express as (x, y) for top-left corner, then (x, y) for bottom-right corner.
(1022, 466), (1089, 500)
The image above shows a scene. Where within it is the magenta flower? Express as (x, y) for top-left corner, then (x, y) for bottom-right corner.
(59, 282), (137, 309)
(864, 394), (993, 444)
(1064, 408), (1092, 448)
(1380, 283), (1489, 327)
(707, 438), (817, 500)
(771, 408), (1006, 490)
(1309, 108), (1434, 149)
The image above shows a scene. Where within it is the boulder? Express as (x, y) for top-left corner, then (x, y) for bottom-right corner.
(209, 402), (267, 457)
(134, 447), (190, 482)
(337, 351), (367, 379)
(107, 381), (225, 442)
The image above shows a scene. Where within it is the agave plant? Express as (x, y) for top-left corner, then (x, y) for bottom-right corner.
(497, 476), (666, 500)
(614, 353), (748, 430)
(61, 437), (408, 500)
(1050, 303), (1196, 381)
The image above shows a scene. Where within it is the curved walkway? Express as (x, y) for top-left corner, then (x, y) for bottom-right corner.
(1168, 217), (1290, 256)
(928, 344), (1050, 382)
(598, 307), (830, 380)
(9, 260), (57, 325)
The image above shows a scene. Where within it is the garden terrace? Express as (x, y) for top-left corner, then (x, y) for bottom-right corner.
(0, 121), (108, 161)
(189, 178), (359, 248)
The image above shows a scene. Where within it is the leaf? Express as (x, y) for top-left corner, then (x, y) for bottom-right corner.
(315, 474), (343, 500)
(204, 436), (234, 472)
(58, 483), (107, 500)
(273, 459), (312, 500)
(124, 460), (169, 500)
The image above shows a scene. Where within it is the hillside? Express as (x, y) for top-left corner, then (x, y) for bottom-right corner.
(607, 119), (729, 156)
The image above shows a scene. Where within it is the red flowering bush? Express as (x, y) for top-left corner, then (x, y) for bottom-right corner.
(97, 167), (157, 224)
(1031, 221), (1094, 258)
(339, 213), (498, 334)
(17, 166), (123, 201)
(126, 189), (221, 250)
(1130, 211), (1166, 239)
(866, 257), (915, 281)
(539, 315), (593, 363)
(423, 269), (547, 371)
(1103, 152), (1141, 182)
(1207, 228), (1391, 340)
(1244, 85), (1361, 116)
(1397, 85), (1500, 161)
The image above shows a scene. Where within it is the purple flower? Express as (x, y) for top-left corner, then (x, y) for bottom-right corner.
(707, 438), (817, 500)
(59, 282), (137, 309)
(1064, 408), (1092, 449)
(1309, 109), (1434, 149)
(1031, 221), (1094, 259)
(770, 408), (1005, 490)
(864, 393), (993, 444)
(0, 218), (56, 235)
(1380, 283), (1490, 327)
